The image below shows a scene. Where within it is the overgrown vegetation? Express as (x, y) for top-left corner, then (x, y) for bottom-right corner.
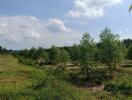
(0, 28), (132, 99)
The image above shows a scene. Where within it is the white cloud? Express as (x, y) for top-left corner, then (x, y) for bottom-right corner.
(46, 19), (71, 32)
(0, 16), (42, 42)
(67, 0), (122, 18)
(0, 16), (81, 49)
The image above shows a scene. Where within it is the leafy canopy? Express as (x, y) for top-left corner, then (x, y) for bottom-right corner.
(80, 33), (96, 77)
(99, 28), (125, 78)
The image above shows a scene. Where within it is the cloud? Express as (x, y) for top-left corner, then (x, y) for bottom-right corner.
(46, 19), (71, 33)
(0, 16), (81, 49)
(0, 16), (42, 42)
(67, 0), (122, 18)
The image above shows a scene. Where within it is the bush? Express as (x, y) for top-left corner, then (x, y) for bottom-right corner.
(30, 74), (80, 100)
(35, 80), (79, 100)
(18, 58), (36, 66)
(105, 79), (132, 96)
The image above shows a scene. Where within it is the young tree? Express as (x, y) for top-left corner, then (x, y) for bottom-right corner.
(80, 33), (96, 79)
(29, 47), (37, 60)
(99, 28), (125, 79)
(49, 46), (61, 65)
(19, 49), (29, 58)
(36, 47), (48, 65)
(70, 44), (80, 64)
(59, 49), (70, 69)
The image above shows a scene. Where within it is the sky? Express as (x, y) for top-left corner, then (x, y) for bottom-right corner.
(0, 0), (132, 49)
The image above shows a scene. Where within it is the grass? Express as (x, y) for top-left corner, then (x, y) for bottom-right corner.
(0, 54), (132, 100)
(0, 55), (83, 100)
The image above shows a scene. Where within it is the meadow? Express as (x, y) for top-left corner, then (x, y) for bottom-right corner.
(0, 54), (131, 100)
(0, 29), (132, 100)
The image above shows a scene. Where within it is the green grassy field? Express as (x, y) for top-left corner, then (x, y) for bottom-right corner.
(0, 54), (132, 100)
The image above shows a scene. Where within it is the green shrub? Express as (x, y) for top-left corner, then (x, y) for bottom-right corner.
(36, 80), (79, 100)
(105, 79), (132, 96)
(18, 58), (36, 66)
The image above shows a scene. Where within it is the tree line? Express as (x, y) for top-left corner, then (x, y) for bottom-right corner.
(0, 28), (132, 79)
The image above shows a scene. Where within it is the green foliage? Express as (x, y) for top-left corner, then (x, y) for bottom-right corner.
(0, 46), (9, 54)
(36, 47), (47, 59)
(0, 55), (85, 100)
(36, 47), (49, 65)
(99, 28), (125, 78)
(32, 78), (80, 100)
(105, 79), (132, 96)
(19, 49), (30, 58)
(70, 44), (80, 64)
(18, 57), (36, 66)
(29, 47), (37, 60)
(1, 27), (132, 99)
(49, 46), (70, 67)
(127, 45), (132, 60)
(19, 47), (38, 60)
(80, 33), (97, 78)
(49, 46), (61, 65)
(58, 49), (70, 69)
(0, 50), (132, 99)
(18, 47), (49, 66)
(123, 39), (132, 48)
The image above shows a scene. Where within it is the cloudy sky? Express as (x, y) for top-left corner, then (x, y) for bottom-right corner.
(0, 0), (131, 49)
